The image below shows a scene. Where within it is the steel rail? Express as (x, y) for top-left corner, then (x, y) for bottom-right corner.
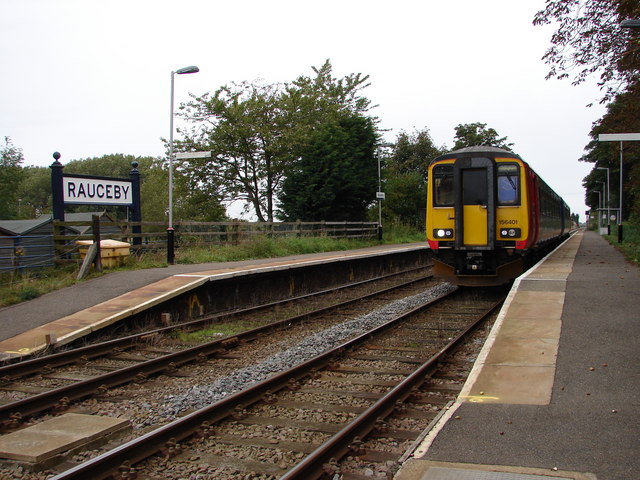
(0, 273), (435, 426)
(281, 297), (505, 479)
(49, 288), (459, 480)
(0, 266), (430, 376)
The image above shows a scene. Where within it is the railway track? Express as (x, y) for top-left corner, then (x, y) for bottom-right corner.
(45, 287), (506, 480)
(0, 268), (434, 431)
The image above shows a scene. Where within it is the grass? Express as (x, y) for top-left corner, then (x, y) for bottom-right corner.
(175, 321), (265, 343)
(601, 221), (640, 265)
(0, 227), (426, 309)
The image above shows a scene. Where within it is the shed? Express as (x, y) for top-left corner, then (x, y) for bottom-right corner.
(0, 211), (124, 272)
(0, 216), (55, 271)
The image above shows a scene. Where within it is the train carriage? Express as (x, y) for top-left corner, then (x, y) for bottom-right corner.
(426, 146), (571, 286)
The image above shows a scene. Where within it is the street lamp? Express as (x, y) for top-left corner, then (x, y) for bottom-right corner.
(167, 65), (199, 264)
(621, 19), (640, 28)
(169, 65), (199, 229)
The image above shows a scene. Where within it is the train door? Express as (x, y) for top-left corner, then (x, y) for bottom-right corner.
(454, 157), (496, 249)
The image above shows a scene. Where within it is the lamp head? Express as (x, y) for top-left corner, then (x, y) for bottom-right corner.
(176, 66), (199, 74)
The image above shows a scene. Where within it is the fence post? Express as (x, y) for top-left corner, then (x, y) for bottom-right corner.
(233, 221), (240, 246)
(129, 161), (142, 246)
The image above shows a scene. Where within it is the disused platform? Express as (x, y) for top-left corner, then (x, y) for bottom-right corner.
(0, 243), (428, 360)
(395, 230), (640, 480)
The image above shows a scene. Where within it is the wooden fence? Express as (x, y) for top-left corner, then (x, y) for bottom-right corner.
(52, 220), (380, 261)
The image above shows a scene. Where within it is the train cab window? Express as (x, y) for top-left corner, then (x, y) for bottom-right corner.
(433, 164), (454, 206)
(462, 168), (487, 206)
(497, 163), (519, 205)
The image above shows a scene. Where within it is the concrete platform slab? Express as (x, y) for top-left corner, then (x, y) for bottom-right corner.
(462, 364), (556, 404)
(0, 413), (130, 464)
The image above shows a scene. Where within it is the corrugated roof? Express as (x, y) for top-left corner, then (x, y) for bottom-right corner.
(0, 216), (52, 235)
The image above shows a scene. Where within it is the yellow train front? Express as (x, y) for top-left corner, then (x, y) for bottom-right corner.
(426, 146), (571, 286)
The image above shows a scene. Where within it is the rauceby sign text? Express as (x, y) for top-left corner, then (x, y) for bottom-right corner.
(63, 175), (133, 206)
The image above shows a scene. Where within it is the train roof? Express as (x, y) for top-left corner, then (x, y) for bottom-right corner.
(432, 146), (522, 163)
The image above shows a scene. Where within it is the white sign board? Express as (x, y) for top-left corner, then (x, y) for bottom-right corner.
(598, 133), (640, 142)
(175, 151), (212, 160)
(63, 176), (133, 205)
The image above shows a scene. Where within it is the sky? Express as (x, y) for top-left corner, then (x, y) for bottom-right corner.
(1, 0), (607, 221)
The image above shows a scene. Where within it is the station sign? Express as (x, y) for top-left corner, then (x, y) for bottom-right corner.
(62, 175), (133, 206)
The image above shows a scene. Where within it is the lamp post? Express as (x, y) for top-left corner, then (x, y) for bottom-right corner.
(598, 133), (640, 242)
(597, 167), (610, 234)
(595, 190), (602, 232)
(169, 65), (199, 229)
(168, 65), (199, 264)
(600, 182), (607, 233)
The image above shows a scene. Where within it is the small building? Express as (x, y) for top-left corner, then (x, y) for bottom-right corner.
(0, 217), (55, 271)
(0, 212), (121, 272)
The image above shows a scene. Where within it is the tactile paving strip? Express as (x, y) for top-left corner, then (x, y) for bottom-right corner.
(422, 467), (569, 480)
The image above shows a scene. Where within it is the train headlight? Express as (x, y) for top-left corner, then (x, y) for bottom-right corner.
(434, 228), (453, 238)
(500, 228), (521, 238)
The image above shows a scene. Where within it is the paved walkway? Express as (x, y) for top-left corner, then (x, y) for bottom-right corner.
(397, 230), (640, 480)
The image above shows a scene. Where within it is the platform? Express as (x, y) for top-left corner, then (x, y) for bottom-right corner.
(0, 243), (426, 359)
(396, 230), (640, 480)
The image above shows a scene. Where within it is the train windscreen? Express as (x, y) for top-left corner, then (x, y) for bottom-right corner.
(497, 163), (519, 205)
(433, 164), (454, 206)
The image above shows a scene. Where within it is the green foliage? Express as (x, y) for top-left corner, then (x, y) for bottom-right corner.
(381, 223), (425, 243)
(383, 172), (426, 229)
(603, 221), (640, 265)
(176, 321), (264, 343)
(382, 128), (444, 228)
(0, 137), (25, 219)
(176, 60), (377, 222)
(452, 123), (513, 151)
(388, 128), (444, 180)
(278, 114), (378, 221)
(176, 235), (378, 264)
(533, 0), (640, 103)
(16, 166), (51, 218)
(582, 81), (640, 221)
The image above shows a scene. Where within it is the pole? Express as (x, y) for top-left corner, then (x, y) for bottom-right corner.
(619, 141), (623, 242)
(377, 156), (382, 240)
(50, 152), (65, 221)
(169, 71), (175, 230)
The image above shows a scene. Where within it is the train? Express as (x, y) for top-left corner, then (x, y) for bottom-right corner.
(426, 146), (572, 286)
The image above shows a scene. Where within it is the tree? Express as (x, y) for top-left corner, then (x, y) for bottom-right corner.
(0, 137), (25, 219)
(389, 128), (444, 180)
(177, 81), (290, 222)
(176, 60), (376, 222)
(452, 123), (514, 151)
(581, 80), (640, 221)
(278, 114), (378, 221)
(533, 0), (640, 103)
(63, 154), (226, 223)
(17, 166), (51, 218)
(382, 128), (445, 228)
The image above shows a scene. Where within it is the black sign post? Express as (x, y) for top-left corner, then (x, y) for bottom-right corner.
(50, 152), (142, 245)
(50, 152), (65, 221)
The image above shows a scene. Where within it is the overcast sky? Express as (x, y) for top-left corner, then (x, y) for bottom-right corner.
(1, 0), (607, 220)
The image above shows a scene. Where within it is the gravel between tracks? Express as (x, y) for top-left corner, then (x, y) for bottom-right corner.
(150, 282), (456, 426)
